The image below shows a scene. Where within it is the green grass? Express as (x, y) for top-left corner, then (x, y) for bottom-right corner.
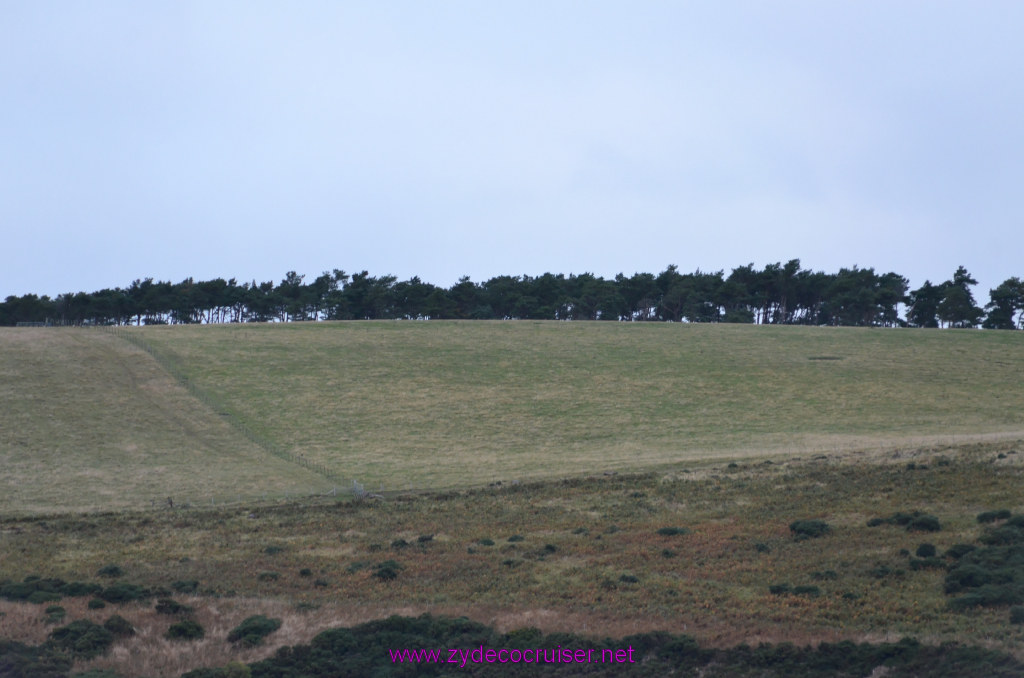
(0, 328), (330, 515)
(137, 321), (1024, 491)
(3, 321), (1024, 513)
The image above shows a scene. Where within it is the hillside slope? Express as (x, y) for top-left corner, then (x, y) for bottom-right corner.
(0, 328), (328, 514)
(138, 321), (1024, 491)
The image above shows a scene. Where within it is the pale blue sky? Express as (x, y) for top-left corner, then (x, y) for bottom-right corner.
(3, 2), (1022, 301)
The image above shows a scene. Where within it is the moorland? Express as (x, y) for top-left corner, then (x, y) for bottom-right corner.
(1, 322), (1023, 676)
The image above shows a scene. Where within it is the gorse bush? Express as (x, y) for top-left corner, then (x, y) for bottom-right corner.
(227, 615), (282, 647)
(48, 619), (114, 659)
(103, 614), (135, 637)
(96, 564), (124, 578)
(789, 519), (831, 539)
(155, 597), (194, 615)
(166, 619), (205, 641)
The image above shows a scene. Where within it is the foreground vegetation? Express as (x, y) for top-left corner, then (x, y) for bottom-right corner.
(2, 442), (1022, 676)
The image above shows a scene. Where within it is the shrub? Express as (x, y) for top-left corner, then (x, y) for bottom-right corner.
(908, 515), (942, 532)
(793, 585), (821, 597)
(103, 614), (135, 637)
(155, 597), (194, 615)
(768, 583), (791, 595)
(227, 615), (282, 646)
(98, 583), (149, 603)
(916, 543), (937, 558)
(978, 510), (1012, 524)
(263, 545), (284, 555)
(477, 538), (495, 546)
(172, 580), (199, 593)
(662, 549), (677, 558)
(373, 561), (402, 581)
(946, 544), (977, 559)
(390, 539), (409, 549)
(257, 571), (280, 582)
(417, 534), (434, 543)
(909, 557), (945, 571)
(789, 520), (831, 539)
(755, 542), (771, 553)
(619, 574), (639, 584)
(657, 527), (690, 536)
(43, 606), (66, 625)
(166, 619), (205, 641)
(507, 535), (525, 542)
(27, 590), (62, 604)
(1011, 606), (1024, 625)
(58, 581), (102, 597)
(87, 598), (106, 610)
(48, 619), (114, 659)
(299, 568), (313, 577)
(96, 564), (124, 578)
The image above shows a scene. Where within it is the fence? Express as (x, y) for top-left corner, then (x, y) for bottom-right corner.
(100, 326), (369, 495)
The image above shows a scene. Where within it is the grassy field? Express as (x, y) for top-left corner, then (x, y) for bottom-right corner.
(2, 321), (1023, 512)
(137, 320), (1024, 492)
(0, 328), (329, 515)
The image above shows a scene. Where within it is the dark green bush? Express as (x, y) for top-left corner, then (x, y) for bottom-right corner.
(793, 585), (821, 597)
(43, 606), (65, 625)
(103, 614), (135, 637)
(789, 519), (831, 539)
(58, 581), (102, 597)
(227, 615), (282, 646)
(299, 568), (313, 577)
(657, 527), (690, 536)
(372, 561), (402, 581)
(909, 557), (946, 571)
(507, 535), (525, 542)
(48, 619), (114, 659)
(619, 574), (639, 584)
(256, 571), (279, 582)
(1011, 606), (1024, 624)
(755, 542), (771, 553)
(263, 545), (284, 555)
(166, 619), (205, 641)
(26, 590), (62, 604)
(172, 580), (199, 593)
(477, 538), (495, 546)
(155, 597), (194, 615)
(96, 564), (124, 578)
(916, 543), (937, 558)
(390, 539), (409, 549)
(978, 510), (1012, 524)
(417, 534), (434, 543)
(908, 515), (942, 532)
(946, 543), (977, 559)
(87, 598), (106, 610)
(98, 582), (150, 603)
(769, 583), (791, 595)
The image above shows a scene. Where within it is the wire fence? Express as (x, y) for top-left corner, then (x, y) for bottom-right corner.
(100, 326), (372, 497)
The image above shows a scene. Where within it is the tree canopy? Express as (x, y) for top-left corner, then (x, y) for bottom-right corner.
(2, 262), (1019, 330)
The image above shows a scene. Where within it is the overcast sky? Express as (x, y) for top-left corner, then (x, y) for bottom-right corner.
(3, 2), (1023, 302)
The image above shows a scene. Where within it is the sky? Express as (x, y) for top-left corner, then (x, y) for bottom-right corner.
(3, 2), (1023, 302)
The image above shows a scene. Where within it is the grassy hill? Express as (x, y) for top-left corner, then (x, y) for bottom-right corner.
(2, 321), (1023, 512)
(2, 321), (1024, 676)
(0, 328), (329, 515)
(139, 320), (1024, 489)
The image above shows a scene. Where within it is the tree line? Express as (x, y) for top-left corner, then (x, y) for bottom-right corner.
(3, 261), (1023, 329)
